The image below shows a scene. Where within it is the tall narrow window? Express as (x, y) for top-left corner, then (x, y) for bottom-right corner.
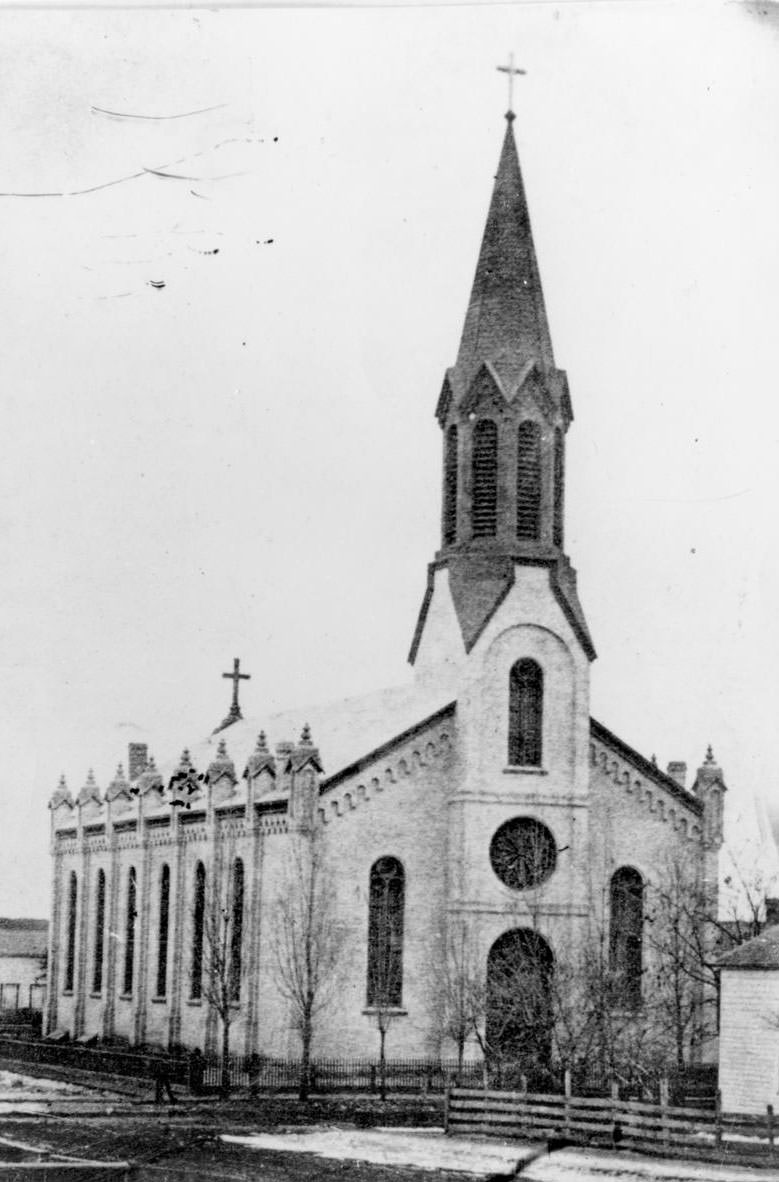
(443, 424), (459, 545)
(471, 419), (498, 538)
(553, 428), (565, 547)
(517, 421), (541, 540)
(229, 859), (244, 1002)
(92, 869), (106, 994)
(366, 857), (405, 1007)
(156, 864), (170, 999)
(508, 659), (543, 767)
(64, 872), (78, 993)
(610, 867), (644, 1008)
(123, 866), (137, 996)
(191, 861), (206, 1000)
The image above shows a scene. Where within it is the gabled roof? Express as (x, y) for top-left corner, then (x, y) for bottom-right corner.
(717, 926), (779, 970)
(590, 717), (702, 814)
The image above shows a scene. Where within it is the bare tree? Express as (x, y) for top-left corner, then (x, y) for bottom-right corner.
(198, 849), (245, 1097)
(270, 833), (344, 1101)
(438, 920), (486, 1081)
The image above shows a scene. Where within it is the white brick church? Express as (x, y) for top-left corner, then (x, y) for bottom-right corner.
(46, 108), (726, 1069)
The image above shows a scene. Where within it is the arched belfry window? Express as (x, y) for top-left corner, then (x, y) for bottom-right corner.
(517, 421), (541, 540)
(367, 857), (405, 1007)
(508, 659), (543, 767)
(156, 864), (170, 999)
(610, 867), (643, 1008)
(64, 872), (78, 993)
(443, 424), (458, 546)
(471, 419), (498, 538)
(123, 866), (137, 996)
(191, 861), (206, 1000)
(229, 858), (244, 1002)
(92, 869), (106, 994)
(553, 428), (565, 547)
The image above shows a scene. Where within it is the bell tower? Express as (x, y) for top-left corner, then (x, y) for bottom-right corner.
(410, 111), (594, 675)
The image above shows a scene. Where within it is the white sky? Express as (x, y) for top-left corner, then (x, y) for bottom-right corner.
(1, 1), (778, 917)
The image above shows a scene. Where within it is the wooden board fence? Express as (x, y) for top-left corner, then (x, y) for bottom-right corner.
(446, 1086), (779, 1166)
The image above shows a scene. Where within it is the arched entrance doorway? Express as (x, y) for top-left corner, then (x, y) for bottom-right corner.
(486, 929), (554, 1075)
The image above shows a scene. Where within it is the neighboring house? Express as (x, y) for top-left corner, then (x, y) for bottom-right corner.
(0, 918), (48, 1010)
(45, 109), (725, 1069)
(718, 927), (779, 1114)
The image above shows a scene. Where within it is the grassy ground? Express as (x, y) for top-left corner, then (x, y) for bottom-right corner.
(0, 1076), (459, 1180)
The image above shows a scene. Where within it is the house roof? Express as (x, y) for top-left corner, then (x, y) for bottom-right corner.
(0, 918), (48, 958)
(716, 926), (779, 971)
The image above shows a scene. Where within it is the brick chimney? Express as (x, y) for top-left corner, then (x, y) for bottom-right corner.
(128, 743), (148, 782)
(666, 761), (687, 789)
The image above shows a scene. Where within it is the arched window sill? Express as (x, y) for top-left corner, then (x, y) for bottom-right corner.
(61, 990), (74, 997)
(187, 997), (203, 1007)
(89, 992), (103, 1000)
(503, 765), (547, 776)
(151, 996), (168, 1005)
(362, 1006), (407, 1017)
(118, 993), (133, 1002)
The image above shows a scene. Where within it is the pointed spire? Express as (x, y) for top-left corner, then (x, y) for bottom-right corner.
(244, 730), (276, 782)
(207, 737), (236, 786)
(106, 763), (133, 803)
(49, 773), (73, 810)
(454, 116), (554, 391)
(77, 768), (102, 807)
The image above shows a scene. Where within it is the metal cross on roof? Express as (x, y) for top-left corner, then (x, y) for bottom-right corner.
(497, 53), (527, 116)
(213, 658), (251, 733)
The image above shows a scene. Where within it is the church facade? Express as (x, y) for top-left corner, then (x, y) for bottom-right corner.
(46, 112), (726, 1070)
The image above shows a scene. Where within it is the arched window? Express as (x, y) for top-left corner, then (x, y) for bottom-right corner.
(508, 659), (543, 767)
(191, 861), (206, 1000)
(553, 428), (565, 547)
(443, 424), (458, 546)
(610, 867), (643, 1008)
(123, 866), (137, 996)
(517, 421), (541, 540)
(156, 864), (170, 999)
(229, 858), (244, 1002)
(92, 869), (106, 994)
(486, 929), (554, 1067)
(64, 872), (78, 993)
(471, 419), (498, 538)
(367, 857), (405, 1007)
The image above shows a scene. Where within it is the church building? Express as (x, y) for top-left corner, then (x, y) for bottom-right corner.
(46, 107), (726, 1071)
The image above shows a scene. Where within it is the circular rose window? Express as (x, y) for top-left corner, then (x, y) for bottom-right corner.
(489, 817), (557, 890)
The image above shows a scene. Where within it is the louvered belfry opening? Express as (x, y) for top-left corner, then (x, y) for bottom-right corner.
(553, 427), (565, 547)
(443, 424), (458, 545)
(517, 420), (542, 540)
(471, 419), (498, 538)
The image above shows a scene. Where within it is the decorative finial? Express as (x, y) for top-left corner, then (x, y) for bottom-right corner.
(116, 763), (125, 779)
(86, 768), (96, 786)
(651, 754), (657, 767)
(256, 730), (268, 751)
(178, 748), (192, 771)
(58, 773), (67, 790)
(496, 53), (526, 118)
(300, 723), (312, 746)
(705, 744), (716, 765)
(148, 754), (157, 771)
(217, 738), (228, 758)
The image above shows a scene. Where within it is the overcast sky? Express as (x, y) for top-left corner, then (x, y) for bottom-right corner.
(1, 1), (778, 916)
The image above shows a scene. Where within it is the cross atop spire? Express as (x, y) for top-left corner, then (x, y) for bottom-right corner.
(496, 53), (526, 119)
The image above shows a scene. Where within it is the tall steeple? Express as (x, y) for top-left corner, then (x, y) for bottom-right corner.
(411, 112), (593, 664)
(454, 114), (554, 394)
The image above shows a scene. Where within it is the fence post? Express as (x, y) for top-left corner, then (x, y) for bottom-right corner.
(610, 1079), (620, 1150)
(660, 1077), (670, 1151)
(564, 1067), (572, 1135)
(715, 1090), (722, 1151)
(370, 1065), (376, 1094)
(444, 1083), (451, 1135)
(768, 1103), (774, 1159)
